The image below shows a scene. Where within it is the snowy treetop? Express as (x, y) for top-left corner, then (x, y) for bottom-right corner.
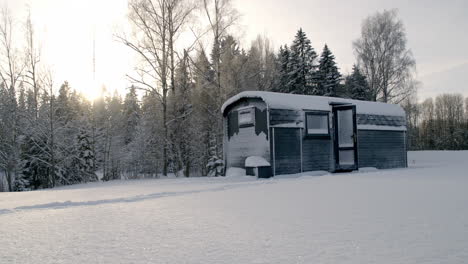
(222, 91), (405, 117)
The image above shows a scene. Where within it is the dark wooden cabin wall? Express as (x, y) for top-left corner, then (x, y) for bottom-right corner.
(357, 114), (406, 126)
(270, 108), (333, 173)
(272, 128), (301, 175)
(269, 109), (302, 126)
(302, 138), (332, 171)
(225, 105), (408, 173)
(225, 98), (270, 168)
(357, 130), (407, 169)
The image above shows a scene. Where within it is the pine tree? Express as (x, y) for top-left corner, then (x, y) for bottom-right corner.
(76, 127), (97, 182)
(345, 65), (372, 101)
(244, 44), (262, 91)
(138, 91), (162, 177)
(0, 81), (19, 191)
(122, 86), (140, 145)
(102, 91), (124, 181)
(245, 35), (278, 92)
(193, 49), (218, 176)
(17, 134), (45, 190)
(317, 44), (342, 97)
(55, 81), (72, 123)
(275, 45), (291, 93)
(287, 28), (317, 95)
(91, 87), (108, 177)
(218, 35), (247, 98)
(25, 89), (37, 119)
(169, 50), (196, 177)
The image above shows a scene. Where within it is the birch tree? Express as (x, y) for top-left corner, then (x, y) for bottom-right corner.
(199, 0), (238, 175)
(24, 10), (41, 120)
(353, 9), (416, 103)
(118, 0), (195, 176)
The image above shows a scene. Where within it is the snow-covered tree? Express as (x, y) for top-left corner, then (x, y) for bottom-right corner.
(75, 127), (97, 182)
(287, 28), (317, 95)
(138, 91), (163, 177)
(244, 35), (278, 92)
(0, 7), (23, 191)
(193, 49), (218, 176)
(316, 44), (341, 97)
(168, 51), (197, 177)
(344, 65), (372, 101)
(122, 86), (140, 145)
(218, 35), (247, 98)
(101, 91), (124, 181)
(275, 45), (291, 93)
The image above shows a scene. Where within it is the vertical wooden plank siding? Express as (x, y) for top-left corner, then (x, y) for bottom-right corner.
(357, 130), (406, 169)
(301, 138), (332, 171)
(273, 128), (301, 175)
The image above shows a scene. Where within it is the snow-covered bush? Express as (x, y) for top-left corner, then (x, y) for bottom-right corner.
(206, 156), (224, 177)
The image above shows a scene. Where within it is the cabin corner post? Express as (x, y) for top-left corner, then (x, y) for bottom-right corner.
(404, 130), (408, 168)
(330, 110), (336, 172)
(353, 106), (359, 169)
(272, 127), (276, 176)
(222, 114), (228, 175)
(266, 105), (272, 172)
(300, 127), (303, 173)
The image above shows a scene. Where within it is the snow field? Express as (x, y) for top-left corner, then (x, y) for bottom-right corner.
(1, 151), (468, 263)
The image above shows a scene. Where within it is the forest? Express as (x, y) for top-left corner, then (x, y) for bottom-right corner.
(1, 1), (467, 192)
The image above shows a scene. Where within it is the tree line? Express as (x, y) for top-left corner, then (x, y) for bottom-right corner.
(403, 94), (468, 151)
(0, 3), (441, 191)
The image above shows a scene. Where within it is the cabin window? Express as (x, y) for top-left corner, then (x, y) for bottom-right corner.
(305, 112), (329, 136)
(238, 107), (255, 127)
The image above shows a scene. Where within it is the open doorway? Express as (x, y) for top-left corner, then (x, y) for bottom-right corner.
(333, 105), (358, 171)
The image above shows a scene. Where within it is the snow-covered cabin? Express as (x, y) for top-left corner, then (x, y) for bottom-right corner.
(222, 91), (407, 177)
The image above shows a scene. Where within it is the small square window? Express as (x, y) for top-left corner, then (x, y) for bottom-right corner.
(306, 112), (329, 136)
(238, 107), (255, 127)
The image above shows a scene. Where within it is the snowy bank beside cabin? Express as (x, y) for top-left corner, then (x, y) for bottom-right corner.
(1, 151), (468, 263)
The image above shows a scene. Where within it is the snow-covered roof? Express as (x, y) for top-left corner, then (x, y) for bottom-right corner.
(222, 91), (405, 117)
(245, 156), (271, 167)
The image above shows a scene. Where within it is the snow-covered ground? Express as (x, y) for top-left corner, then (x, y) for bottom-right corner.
(1, 151), (468, 263)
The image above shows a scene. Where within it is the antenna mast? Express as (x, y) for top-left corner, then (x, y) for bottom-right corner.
(93, 26), (96, 82)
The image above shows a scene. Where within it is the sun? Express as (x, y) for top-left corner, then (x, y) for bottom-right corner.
(80, 79), (103, 102)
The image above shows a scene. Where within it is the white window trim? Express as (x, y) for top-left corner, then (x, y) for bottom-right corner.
(305, 111), (330, 136)
(238, 106), (255, 127)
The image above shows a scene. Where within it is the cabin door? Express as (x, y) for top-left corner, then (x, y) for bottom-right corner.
(333, 105), (358, 171)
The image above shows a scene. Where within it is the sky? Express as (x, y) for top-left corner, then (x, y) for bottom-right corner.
(4, 0), (468, 101)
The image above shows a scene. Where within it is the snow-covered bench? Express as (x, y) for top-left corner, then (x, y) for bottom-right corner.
(245, 156), (272, 178)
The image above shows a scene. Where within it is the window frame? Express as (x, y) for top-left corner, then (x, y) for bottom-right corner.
(238, 106), (255, 128)
(304, 111), (330, 138)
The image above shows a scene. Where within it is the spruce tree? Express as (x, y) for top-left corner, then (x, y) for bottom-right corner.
(55, 81), (71, 123)
(287, 28), (317, 95)
(193, 49), (219, 176)
(76, 127), (97, 182)
(275, 45), (291, 93)
(102, 91), (124, 181)
(317, 44), (342, 97)
(345, 64), (372, 101)
(17, 134), (47, 190)
(136, 91), (161, 178)
(122, 86), (140, 145)
(218, 35), (246, 97)
(170, 50), (196, 177)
